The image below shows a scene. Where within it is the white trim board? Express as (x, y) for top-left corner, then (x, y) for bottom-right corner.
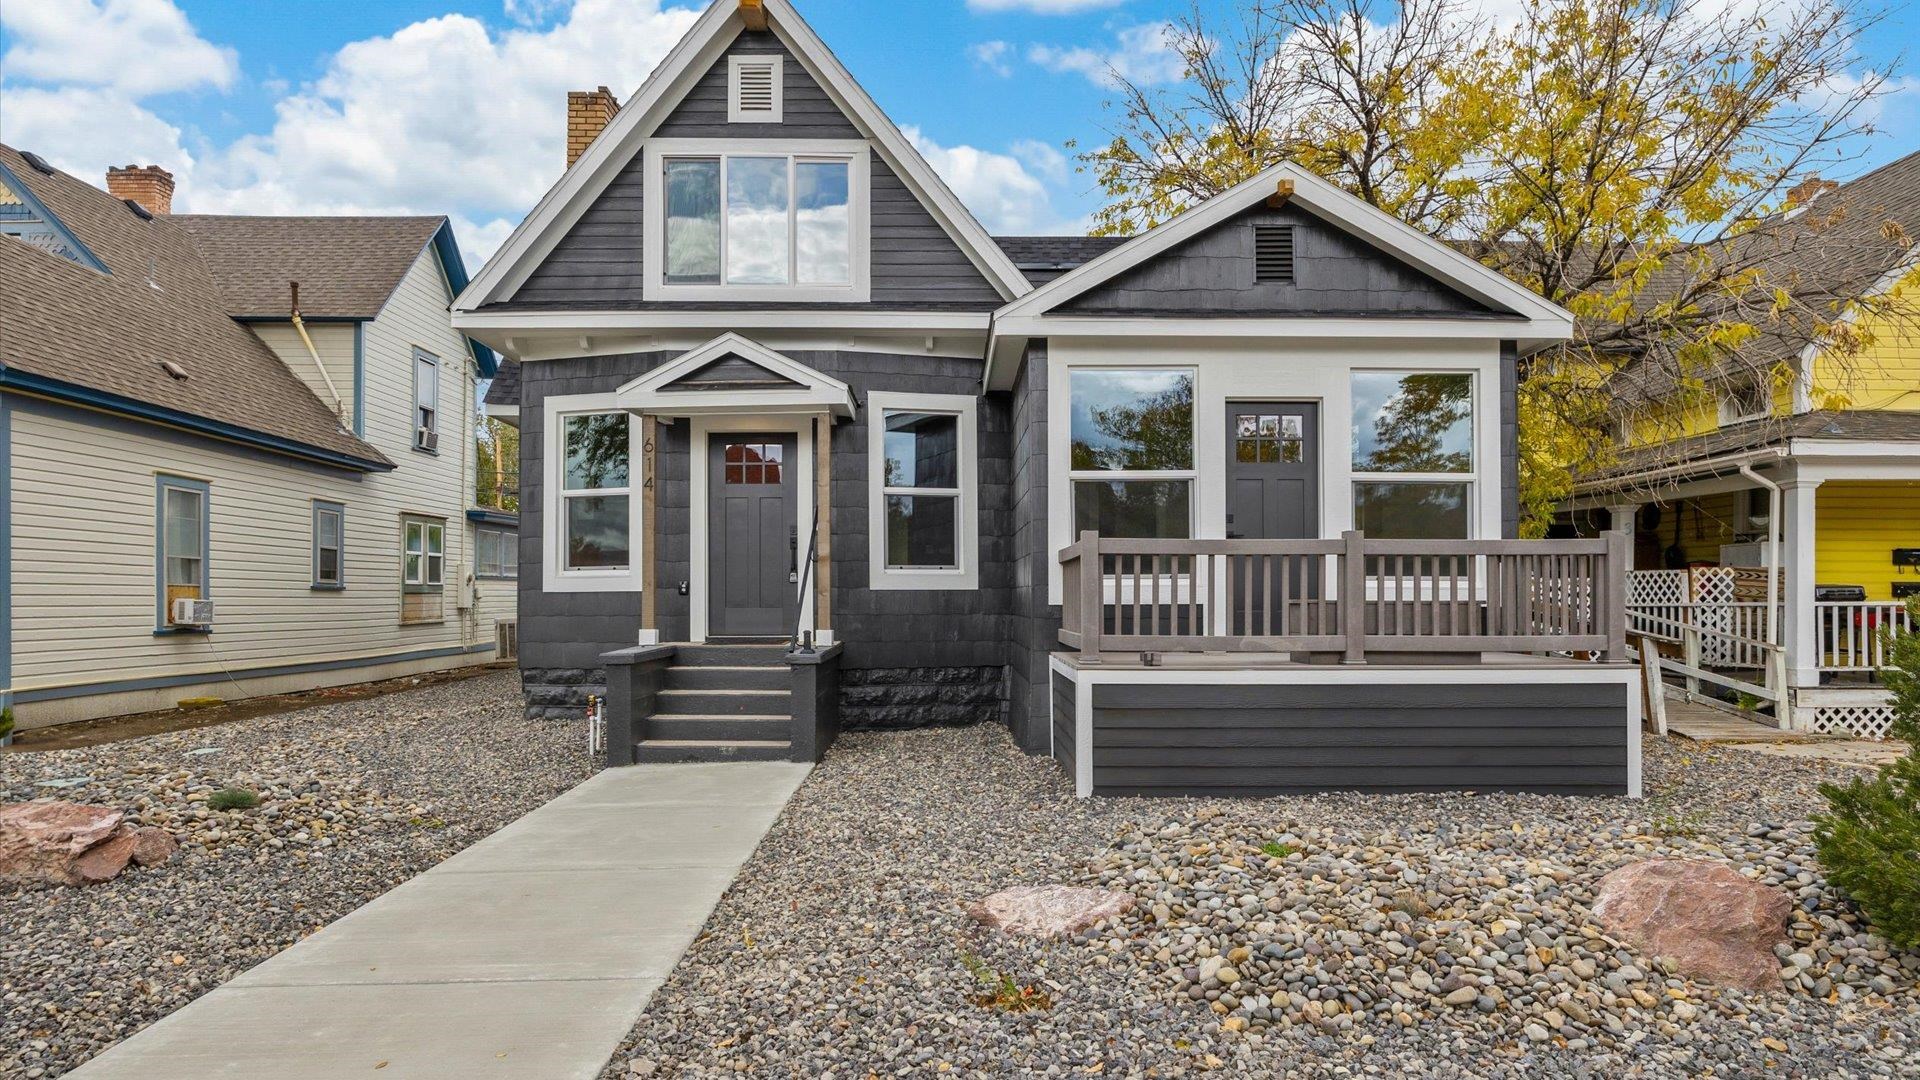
(615, 333), (857, 418)
(452, 0), (1030, 312)
(540, 392), (647, 594)
(688, 413), (818, 643)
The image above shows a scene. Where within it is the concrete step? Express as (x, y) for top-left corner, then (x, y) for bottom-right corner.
(665, 665), (789, 691)
(645, 714), (790, 741)
(676, 644), (791, 667)
(653, 688), (790, 716)
(631, 739), (793, 763)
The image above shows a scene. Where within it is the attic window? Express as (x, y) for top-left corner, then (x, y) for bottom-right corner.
(1254, 224), (1295, 284)
(728, 55), (783, 123)
(1718, 381), (1771, 426)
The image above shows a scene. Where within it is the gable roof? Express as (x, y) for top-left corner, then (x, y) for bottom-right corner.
(998, 163), (1574, 330)
(454, 0), (1031, 314)
(614, 333), (855, 416)
(0, 143), (393, 472)
(174, 214), (497, 376)
(995, 235), (1132, 286)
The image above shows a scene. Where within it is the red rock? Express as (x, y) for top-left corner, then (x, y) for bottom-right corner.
(969, 885), (1137, 939)
(130, 827), (178, 867)
(73, 831), (138, 883)
(1593, 858), (1791, 991)
(0, 802), (127, 886)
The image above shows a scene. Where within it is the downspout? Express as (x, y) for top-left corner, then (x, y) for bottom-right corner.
(290, 282), (349, 426)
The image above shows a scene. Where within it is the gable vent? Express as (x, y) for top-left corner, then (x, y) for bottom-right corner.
(728, 55), (783, 124)
(1254, 224), (1295, 284)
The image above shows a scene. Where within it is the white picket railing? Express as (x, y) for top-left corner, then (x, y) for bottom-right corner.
(1816, 602), (1916, 673)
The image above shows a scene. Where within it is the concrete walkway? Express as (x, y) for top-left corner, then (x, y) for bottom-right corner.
(68, 761), (811, 1080)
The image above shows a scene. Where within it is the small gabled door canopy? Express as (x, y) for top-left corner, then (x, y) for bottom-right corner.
(614, 333), (856, 418)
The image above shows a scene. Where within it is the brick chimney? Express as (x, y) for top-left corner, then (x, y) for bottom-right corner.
(566, 87), (621, 169)
(106, 164), (175, 215)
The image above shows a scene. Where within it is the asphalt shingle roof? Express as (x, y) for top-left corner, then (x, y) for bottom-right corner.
(0, 143), (392, 469)
(172, 214), (446, 319)
(1582, 409), (1920, 487)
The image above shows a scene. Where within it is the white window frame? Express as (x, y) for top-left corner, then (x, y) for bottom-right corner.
(1719, 381), (1771, 426)
(403, 518), (445, 589)
(867, 391), (978, 590)
(642, 139), (872, 304)
(1349, 369), (1478, 540)
(542, 393), (645, 593)
(413, 349), (441, 453)
(476, 527), (517, 580)
(727, 54), (784, 124)
(312, 500), (345, 589)
(1064, 366), (1199, 544)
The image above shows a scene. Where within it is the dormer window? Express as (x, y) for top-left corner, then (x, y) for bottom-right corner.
(645, 140), (871, 302)
(728, 55), (783, 123)
(1718, 380), (1770, 426)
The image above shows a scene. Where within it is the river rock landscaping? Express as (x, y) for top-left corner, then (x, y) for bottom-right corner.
(0, 670), (589, 1079)
(607, 725), (1918, 1078)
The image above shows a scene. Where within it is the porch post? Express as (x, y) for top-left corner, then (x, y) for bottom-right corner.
(1781, 478), (1823, 699)
(1607, 504), (1638, 573)
(1341, 530), (1366, 664)
(638, 414), (659, 645)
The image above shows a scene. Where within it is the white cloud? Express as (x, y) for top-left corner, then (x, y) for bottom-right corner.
(904, 126), (1082, 235)
(0, 0), (237, 96)
(968, 40), (1014, 77)
(967, 0), (1125, 13)
(0, 86), (193, 180)
(1011, 138), (1070, 184)
(1028, 23), (1184, 88)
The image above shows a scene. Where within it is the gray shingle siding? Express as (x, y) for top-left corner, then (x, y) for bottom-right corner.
(1060, 204), (1503, 317)
(510, 30), (1002, 310)
(1006, 342), (1057, 751)
(1050, 671), (1076, 779)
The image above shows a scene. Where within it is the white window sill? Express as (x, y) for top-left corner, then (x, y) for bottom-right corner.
(869, 568), (978, 591)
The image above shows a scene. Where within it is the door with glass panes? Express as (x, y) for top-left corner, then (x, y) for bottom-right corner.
(1225, 402), (1320, 634)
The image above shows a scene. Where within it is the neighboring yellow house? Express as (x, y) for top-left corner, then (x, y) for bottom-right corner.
(1567, 150), (1920, 738)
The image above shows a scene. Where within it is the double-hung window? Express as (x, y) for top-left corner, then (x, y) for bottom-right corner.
(1067, 369), (1195, 539)
(413, 349), (441, 452)
(868, 392), (978, 590)
(1350, 371), (1475, 539)
(156, 475), (209, 629)
(647, 141), (870, 302)
(403, 518), (445, 588)
(312, 501), (345, 589)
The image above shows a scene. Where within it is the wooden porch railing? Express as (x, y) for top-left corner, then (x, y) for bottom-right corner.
(1058, 530), (1629, 662)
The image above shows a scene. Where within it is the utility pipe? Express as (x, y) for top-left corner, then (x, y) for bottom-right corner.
(290, 281), (349, 426)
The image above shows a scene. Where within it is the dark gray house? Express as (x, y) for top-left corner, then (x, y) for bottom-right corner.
(459, 0), (1643, 797)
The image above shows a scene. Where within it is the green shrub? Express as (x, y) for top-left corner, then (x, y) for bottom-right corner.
(0, 705), (14, 742)
(1814, 602), (1920, 948)
(207, 787), (261, 812)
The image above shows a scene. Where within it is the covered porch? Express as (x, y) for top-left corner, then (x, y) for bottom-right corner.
(1048, 531), (1642, 798)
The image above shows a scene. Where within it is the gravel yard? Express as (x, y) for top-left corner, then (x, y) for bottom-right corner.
(607, 725), (1919, 1079)
(1, 670), (590, 1079)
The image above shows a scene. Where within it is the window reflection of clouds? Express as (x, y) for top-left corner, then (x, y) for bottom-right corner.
(1351, 372), (1472, 473)
(1068, 369), (1193, 470)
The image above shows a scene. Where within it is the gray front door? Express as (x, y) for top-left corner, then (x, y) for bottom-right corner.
(708, 434), (799, 638)
(1226, 402), (1320, 634)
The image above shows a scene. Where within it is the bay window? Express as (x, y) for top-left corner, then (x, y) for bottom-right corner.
(1350, 371), (1474, 538)
(868, 391), (978, 590)
(1068, 369), (1195, 539)
(648, 141), (869, 301)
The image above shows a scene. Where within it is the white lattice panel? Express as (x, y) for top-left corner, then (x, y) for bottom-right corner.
(1689, 566), (1739, 605)
(1807, 705), (1898, 740)
(1629, 570), (1689, 606)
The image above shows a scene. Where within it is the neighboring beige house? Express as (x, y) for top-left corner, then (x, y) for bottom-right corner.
(0, 144), (516, 729)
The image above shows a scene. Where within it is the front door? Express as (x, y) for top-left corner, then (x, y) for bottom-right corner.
(1225, 402), (1320, 634)
(708, 434), (799, 638)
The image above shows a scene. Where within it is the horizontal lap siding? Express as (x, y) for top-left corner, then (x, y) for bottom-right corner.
(511, 30), (1002, 310)
(1051, 671), (1076, 779)
(1089, 681), (1628, 797)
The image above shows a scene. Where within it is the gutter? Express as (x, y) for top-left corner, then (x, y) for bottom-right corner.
(0, 365), (394, 474)
(1574, 445), (1789, 498)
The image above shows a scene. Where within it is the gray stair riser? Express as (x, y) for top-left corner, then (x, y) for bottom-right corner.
(631, 742), (794, 764)
(665, 666), (789, 691)
(675, 645), (790, 667)
(645, 716), (790, 741)
(653, 690), (790, 716)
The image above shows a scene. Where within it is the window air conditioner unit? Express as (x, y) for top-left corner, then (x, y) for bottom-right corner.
(170, 598), (215, 626)
(416, 427), (439, 452)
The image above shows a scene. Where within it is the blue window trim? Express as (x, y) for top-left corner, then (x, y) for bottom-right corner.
(312, 499), (347, 590)
(0, 161), (110, 274)
(427, 220), (498, 378)
(412, 348), (441, 456)
(154, 474), (211, 634)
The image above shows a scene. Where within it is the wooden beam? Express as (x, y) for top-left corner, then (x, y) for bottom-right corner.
(1265, 179), (1295, 209)
(640, 415), (658, 635)
(740, 0), (769, 31)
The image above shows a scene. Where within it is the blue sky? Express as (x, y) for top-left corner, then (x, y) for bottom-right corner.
(3, 0), (1916, 270)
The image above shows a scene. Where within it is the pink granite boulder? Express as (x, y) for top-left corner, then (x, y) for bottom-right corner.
(130, 826), (179, 868)
(0, 802), (172, 886)
(1593, 858), (1791, 991)
(970, 885), (1137, 939)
